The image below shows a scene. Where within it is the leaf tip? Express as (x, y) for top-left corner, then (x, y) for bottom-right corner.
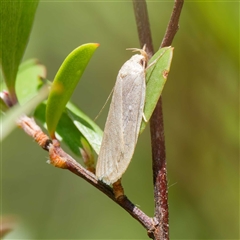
(93, 43), (100, 47)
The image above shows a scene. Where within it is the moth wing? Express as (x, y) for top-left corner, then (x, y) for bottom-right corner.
(96, 54), (146, 184)
(117, 68), (146, 176)
(96, 75), (125, 184)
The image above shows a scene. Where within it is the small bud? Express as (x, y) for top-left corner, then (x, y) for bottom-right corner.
(0, 91), (13, 111)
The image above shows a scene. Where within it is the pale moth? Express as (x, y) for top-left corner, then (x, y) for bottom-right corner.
(96, 47), (148, 185)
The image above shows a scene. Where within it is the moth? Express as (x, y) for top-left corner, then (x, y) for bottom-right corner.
(96, 47), (148, 185)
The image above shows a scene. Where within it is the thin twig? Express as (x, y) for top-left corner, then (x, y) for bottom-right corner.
(13, 1), (184, 239)
(132, 0), (154, 57)
(132, 0), (184, 239)
(151, 1), (184, 239)
(160, 0), (184, 48)
(17, 115), (155, 233)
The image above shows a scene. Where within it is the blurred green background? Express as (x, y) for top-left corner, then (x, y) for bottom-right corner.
(2, 1), (239, 239)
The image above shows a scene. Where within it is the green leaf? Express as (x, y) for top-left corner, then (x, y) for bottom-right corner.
(46, 43), (99, 138)
(140, 47), (174, 133)
(67, 102), (103, 155)
(35, 101), (103, 157)
(16, 59), (46, 105)
(0, 1), (39, 103)
(0, 59), (47, 112)
(35, 102), (86, 157)
(1, 85), (49, 142)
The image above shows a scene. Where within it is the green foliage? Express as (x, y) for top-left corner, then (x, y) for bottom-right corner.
(0, 1), (39, 102)
(45, 43), (99, 139)
(1, 85), (49, 141)
(0, 58), (48, 141)
(66, 102), (103, 155)
(140, 47), (173, 132)
(2, 2), (238, 239)
(35, 101), (103, 157)
(16, 59), (46, 104)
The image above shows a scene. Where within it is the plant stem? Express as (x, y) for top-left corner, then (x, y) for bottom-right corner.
(160, 0), (184, 49)
(17, 115), (156, 233)
(15, 1), (184, 238)
(132, 0), (184, 239)
(132, 0), (154, 57)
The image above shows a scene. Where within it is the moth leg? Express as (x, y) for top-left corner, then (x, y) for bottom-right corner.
(113, 179), (125, 199)
(142, 112), (147, 122)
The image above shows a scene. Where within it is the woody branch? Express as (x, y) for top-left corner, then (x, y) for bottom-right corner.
(132, 0), (184, 239)
(17, 115), (155, 233)
(12, 0), (183, 239)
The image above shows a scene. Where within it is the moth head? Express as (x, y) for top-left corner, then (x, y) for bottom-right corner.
(126, 44), (148, 67)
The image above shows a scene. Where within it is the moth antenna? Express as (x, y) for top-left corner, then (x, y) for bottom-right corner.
(94, 87), (114, 121)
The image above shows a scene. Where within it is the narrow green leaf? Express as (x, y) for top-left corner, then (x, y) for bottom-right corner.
(67, 102), (103, 155)
(46, 43), (99, 138)
(16, 59), (46, 104)
(0, 1), (39, 103)
(18, 58), (43, 74)
(35, 101), (102, 157)
(140, 47), (174, 133)
(1, 85), (49, 142)
(35, 102), (86, 157)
